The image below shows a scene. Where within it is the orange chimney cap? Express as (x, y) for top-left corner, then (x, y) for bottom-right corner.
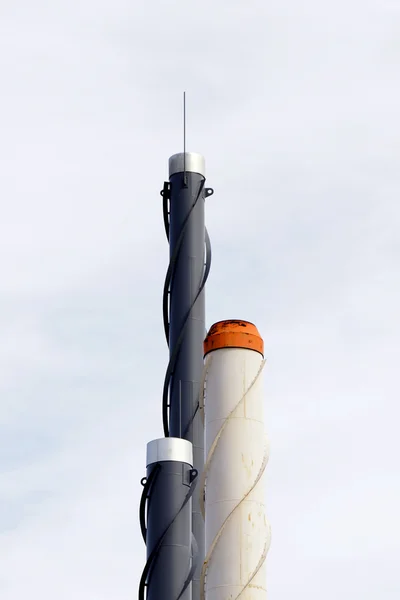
(204, 320), (264, 357)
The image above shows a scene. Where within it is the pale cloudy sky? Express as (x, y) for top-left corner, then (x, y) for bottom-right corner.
(0, 0), (399, 598)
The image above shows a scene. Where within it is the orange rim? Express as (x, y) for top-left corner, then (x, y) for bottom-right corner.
(204, 320), (264, 357)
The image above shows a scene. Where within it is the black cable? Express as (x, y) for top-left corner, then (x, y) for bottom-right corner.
(138, 472), (198, 600)
(139, 464), (161, 544)
(162, 228), (212, 437)
(162, 179), (212, 437)
(162, 182), (170, 241)
(162, 179), (204, 344)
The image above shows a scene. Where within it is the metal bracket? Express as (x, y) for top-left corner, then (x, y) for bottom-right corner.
(160, 181), (170, 198)
(189, 468), (198, 483)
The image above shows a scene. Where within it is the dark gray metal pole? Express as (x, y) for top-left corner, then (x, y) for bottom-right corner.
(166, 152), (208, 600)
(139, 438), (196, 600)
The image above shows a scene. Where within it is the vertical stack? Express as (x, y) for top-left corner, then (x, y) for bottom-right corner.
(139, 153), (210, 600)
(201, 321), (270, 600)
(167, 153), (209, 600)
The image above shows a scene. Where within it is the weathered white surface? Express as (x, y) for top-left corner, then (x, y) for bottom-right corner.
(203, 347), (270, 600)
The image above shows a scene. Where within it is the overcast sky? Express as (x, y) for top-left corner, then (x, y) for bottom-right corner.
(0, 0), (399, 598)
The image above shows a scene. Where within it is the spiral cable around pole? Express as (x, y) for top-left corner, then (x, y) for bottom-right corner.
(139, 464), (161, 544)
(138, 471), (199, 600)
(160, 180), (212, 437)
